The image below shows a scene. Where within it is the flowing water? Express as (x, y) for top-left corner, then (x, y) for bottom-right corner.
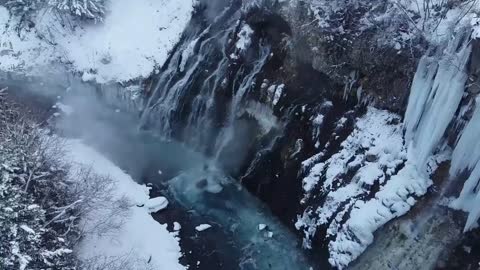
(61, 92), (313, 269)
(1, 0), (317, 268)
(3, 67), (314, 270)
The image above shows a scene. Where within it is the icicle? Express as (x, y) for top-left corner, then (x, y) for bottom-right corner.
(404, 34), (471, 168)
(450, 97), (480, 174)
(450, 97), (480, 231)
(451, 164), (480, 231)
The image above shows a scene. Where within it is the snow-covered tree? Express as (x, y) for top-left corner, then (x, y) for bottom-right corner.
(4, 0), (106, 23)
(0, 88), (133, 269)
(0, 88), (78, 269)
(47, 0), (106, 21)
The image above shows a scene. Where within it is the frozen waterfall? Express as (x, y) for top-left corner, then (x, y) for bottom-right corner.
(405, 29), (480, 231)
(450, 98), (480, 231)
(404, 33), (471, 169)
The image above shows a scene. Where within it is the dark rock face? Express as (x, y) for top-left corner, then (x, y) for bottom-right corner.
(273, 0), (426, 112)
(126, 0), (441, 268)
(436, 228), (480, 270)
(468, 40), (480, 93)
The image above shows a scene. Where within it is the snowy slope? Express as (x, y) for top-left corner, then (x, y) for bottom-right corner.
(66, 140), (184, 270)
(52, 0), (194, 83)
(0, 7), (56, 73)
(296, 107), (442, 269)
(307, 0), (480, 46)
(0, 0), (194, 83)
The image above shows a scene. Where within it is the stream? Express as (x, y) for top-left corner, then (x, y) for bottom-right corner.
(3, 79), (315, 270)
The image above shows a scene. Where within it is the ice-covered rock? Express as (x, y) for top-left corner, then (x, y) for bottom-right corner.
(258, 224), (267, 231)
(146, 197), (169, 213)
(195, 224), (212, 232)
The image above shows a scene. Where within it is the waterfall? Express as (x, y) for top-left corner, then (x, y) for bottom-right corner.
(137, 0), (279, 166)
(213, 44), (271, 161)
(138, 2), (239, 144)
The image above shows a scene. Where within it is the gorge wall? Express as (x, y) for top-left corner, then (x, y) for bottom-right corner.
(6, 0), (478, 269)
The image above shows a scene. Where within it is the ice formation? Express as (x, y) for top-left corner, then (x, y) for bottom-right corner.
(404, 34), (471, 168)
(298, 31), (474, 269)
(450, 98), (480, 231)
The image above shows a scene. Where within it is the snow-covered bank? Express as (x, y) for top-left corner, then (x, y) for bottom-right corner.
(297, 108), (425, 268)
(66, 140), (184, 270)
(0, 0), (194, 83)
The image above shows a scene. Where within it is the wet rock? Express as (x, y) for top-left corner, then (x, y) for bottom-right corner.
(196, 179), (208, 189)
(467, 39), (480, 94)
(366, 154), (378, 163)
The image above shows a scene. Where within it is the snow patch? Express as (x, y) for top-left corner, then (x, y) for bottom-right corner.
(146, 197), (169, 213)
(0, 0), (194, 83)
(66, 140), (184, 270)
(297, 107), (427, 268)
(236, 24), (254, 52)
(195, 224), (212, 232)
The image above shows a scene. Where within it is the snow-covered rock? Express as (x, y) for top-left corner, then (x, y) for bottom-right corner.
(258, 224), (267, 231)
(195, 224), (212, 232)
(297, 107), (425, 268)
(146, 197), (169, 213)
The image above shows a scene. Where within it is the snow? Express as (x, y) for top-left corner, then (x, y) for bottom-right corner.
(0, 0), (194, 83)
(236, 24), (254, 52)
(55, 0), (194, 83)
(173, 222), (182, 231)
(0, 7), (56, 73)
(266, 83), (284, 107)
(65, 140), (184, 270)
(273, 84), (284, 106)
(146, 197), (169, 213)
(11, 242), (31, 270)
(301, 108), (406, 195)
(53, 103), (74, 116)
(314, 30), (472, 268)
(312, 114), (324, 126)
(308, 0), (480, 49)
(20, 225), (35, 235)
(328, 160), (430, 269)
(195, 224), (212, 232)
(297, 107), (437, 268)
(396, 0), (480, 44)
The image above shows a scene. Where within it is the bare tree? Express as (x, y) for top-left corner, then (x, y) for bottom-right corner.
(0, 89), (133, 269)
(79, 252), (155, 270)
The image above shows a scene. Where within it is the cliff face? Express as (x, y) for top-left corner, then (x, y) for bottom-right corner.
(93, 1), (480, 269)
(273, 0), (426, 112)
(2, 0), (480, 269)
